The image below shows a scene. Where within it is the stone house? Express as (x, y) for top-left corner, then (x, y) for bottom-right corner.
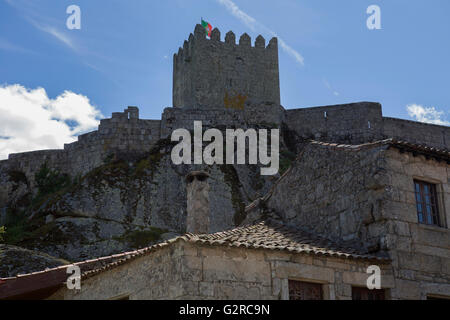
(48, 221), (392, 300)
(254, 139), (450, 299)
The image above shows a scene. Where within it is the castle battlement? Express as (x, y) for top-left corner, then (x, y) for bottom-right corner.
(174, 26), (278, 61)
(173, 24), (280, 109)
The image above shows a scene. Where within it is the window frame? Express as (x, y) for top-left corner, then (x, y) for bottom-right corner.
(352, 286), (385, 300)
(288, 280), (324, 300)
(413, 179), (442, 227)
(427, 294), (450, 300)
(108, 293), (130, 300)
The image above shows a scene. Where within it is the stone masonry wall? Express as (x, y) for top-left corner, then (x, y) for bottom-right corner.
(0, 108), (162, 188)
(285, 103), (450, 149)
(382, 149), (450, 299)
(265, 142), (390, 251)
(161, 104), (284, 139)
(173, 24), (280, 109)
(49, 244), (183, 300)
(264, 143), (450, 299)
(284, 102), (384, 145)
(383, 117), (449, 149)
(63, 114), (161, 176)
(3, 101), (448, 193)
(174, 243), (393, 300)
(49, 241), (394, 300)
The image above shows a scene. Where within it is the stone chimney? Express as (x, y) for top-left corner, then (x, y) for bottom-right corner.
(186, 171), (210, 234)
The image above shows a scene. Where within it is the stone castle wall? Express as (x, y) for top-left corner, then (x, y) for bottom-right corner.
(173, 24), (280, 109)
(64, 110), (161, 175)
(285, 102), (384, 144)
(0, 107), (162, 188)
(161, 103), (284, 139)
(1, 102), (449, 190)
(284, 102), (449, 148)
(383, 117), (449, 149)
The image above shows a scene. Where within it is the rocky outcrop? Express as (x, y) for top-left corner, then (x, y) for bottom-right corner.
(0, 138), (280, 265)
(0, 244), (69, 278)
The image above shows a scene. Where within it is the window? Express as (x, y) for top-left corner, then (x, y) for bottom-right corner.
(352, 287), (385, 300)
(427, 295), (450, 300)
(414, 180), (441, 226)
(109, 294), (130, 300)
(288, 280), (323, 300)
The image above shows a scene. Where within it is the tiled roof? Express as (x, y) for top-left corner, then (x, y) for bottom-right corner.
(0, 254), (129, 299)
(0, 219), (389, 299)
(193, 220), (388, 261)
(244, 138), (449, 212)
(81, 220), (389, 280)
(309, 139), (450, 162)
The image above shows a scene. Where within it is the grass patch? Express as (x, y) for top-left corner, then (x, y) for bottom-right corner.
(2, 210), (31, 245)
(114, 227), (167, 248)
(33, 163), (72, 204)
(0, 226), (5, 242)
(279, 149), (297, 175)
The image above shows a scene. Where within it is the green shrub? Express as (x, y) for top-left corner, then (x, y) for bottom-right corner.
(114, 227), (167, 248)
(0, 226), (5, 242)
(35, 163), (71, 198)
(2, 211), (30, 245)
(279, 149), (297, 175)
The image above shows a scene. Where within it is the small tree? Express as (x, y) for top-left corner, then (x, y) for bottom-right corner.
(0, 226), (5, 242)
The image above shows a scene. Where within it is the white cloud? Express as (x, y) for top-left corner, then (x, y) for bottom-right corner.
(216, 0), (304, 66)
(0, 84), (103, 160)
(276, 37), (305, 66)
(406, 104), (450, 126)
(28, 18), (76, 50)
(4, 0), (77, 51)
(40, 25), (75, 49)
(217, 0), (257, 31)
(323, 78), (339, 96)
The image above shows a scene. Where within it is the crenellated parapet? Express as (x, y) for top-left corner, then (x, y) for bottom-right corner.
(173, 24), (280, 109)
(0, 107), (162, 184)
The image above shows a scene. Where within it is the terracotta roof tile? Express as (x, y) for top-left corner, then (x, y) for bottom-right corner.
(309, 139), (450, 162)
(0, 219), (382, 290)
(81, 220), (389, 280)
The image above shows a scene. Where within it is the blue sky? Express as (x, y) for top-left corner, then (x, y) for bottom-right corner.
(0, 0), (449, 157)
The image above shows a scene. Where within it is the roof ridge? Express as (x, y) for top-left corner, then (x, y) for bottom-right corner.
(309, 138), (449, 155)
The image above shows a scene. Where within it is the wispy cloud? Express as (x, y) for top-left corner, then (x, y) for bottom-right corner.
(41, 26), (75, 49)
(27, 18), (77, 51)
(5, 0), (77, 51)
(216, 0), (304, 66)
(407, 104), (450, 126)
(0, 37), (35, 54)
(323, 78), (339, 96)
(217, 0), (257, 31)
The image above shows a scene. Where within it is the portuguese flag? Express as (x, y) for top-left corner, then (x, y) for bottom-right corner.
(201, 19), (212, 37)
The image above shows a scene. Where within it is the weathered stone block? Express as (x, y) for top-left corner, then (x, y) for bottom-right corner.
(273, 261), (334, 283)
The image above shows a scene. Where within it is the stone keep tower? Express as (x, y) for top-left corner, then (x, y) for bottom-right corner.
(173, 24), (280, 109)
